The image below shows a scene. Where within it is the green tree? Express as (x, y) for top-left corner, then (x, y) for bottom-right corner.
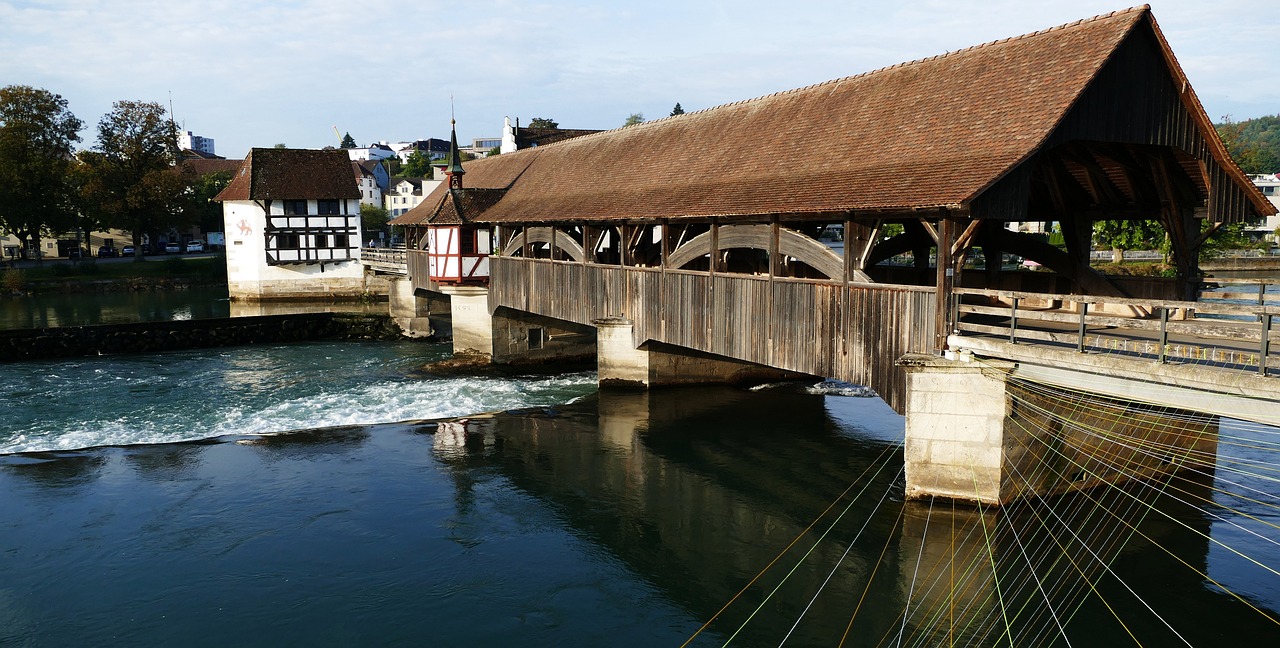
(1093, 219), (1164, 263)
(670, 103), (685, 116)
(189, 169), (233, 238)
(0, 85), (83, 259)
(340, 131), (357, 149)
(273, 142), (287, 149)
(401, 150), (431, 177)
(528, 117), (558, 129)
(360, 203), (389, 241)
(624, 113), (644, 127)
(79, 100), (192, 260)
(1216, 114), (1280, 174)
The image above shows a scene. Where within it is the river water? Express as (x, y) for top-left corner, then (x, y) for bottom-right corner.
(1, 340), (1277, 646)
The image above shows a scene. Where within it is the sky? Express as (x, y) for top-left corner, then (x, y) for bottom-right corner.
(2, 0), (1276, 159)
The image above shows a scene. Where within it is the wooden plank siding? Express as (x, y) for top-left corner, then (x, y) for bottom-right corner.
(490, 257), (936, 411)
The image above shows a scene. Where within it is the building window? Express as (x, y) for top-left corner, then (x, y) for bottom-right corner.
(276, 233), (300, 249)
(317, 199), (341, 215)
(460, 230), (476, 255)
(283, 200), (308, 215)
(330, 234), (348, 249)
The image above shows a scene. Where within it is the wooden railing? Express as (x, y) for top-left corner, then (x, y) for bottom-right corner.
(953, 287), (1279, 376)
(490, 256), (937, 411)
(360, 247), (408, 275)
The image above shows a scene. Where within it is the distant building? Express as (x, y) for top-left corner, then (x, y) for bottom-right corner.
(498, 116), (602, 154)
(215, 148), (367, 300)
(393, 139), (449, 163)
(384, 172), (443, 218)
(1247, 174), (1280, 242)
(353, 161), (385, 207)
(345, 143), (396, 162)
(177, 130), (215, 156)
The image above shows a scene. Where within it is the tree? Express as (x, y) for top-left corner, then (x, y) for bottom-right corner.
(360, 203), (389, 242)
(0, 85), (83, 259)
(624, 113), (644, 127)
(528, 117), (558, 129)
(670, 103), (685, 116)
(340, 132), (357, 149)
(1093, 219), (1164, 263)
(1216, 114), (1280, 174)
(189, 169), (233, 238)
(273, 142), (288, 149)
(401, 150), (431, 177)
(79, 100), (192, 260)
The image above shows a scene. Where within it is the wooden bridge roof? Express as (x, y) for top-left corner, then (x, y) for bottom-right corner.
(397, 5), (1271, 226)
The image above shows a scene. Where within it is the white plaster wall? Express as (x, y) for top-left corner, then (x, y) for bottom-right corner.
(223, 199), (367, 300)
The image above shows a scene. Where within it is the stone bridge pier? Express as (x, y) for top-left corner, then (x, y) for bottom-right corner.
(899, 354), (1219, 505)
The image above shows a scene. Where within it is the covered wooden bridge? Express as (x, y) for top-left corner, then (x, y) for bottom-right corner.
(391, 5), (1273, 415)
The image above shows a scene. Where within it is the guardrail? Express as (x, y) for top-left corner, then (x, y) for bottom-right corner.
(953, 287), (1279, 376)
(360, 247), (408, 275)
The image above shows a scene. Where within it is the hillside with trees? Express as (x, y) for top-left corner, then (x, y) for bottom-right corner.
(1216, 114), (1280, 174)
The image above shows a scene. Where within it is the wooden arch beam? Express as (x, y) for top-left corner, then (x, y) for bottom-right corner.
(501, 226), (585, 261)
(667, 224), (863, 281)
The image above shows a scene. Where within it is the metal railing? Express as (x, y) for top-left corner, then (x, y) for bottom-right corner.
(953, 287), (1279, 376)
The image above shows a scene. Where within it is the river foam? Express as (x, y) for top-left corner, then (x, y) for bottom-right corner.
(0, 342), (598, 454)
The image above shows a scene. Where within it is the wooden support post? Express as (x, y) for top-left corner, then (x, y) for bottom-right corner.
(1261, 314), (1272, 377)
(709, 220), (720, 274)
(769, 217), (779, 278)
(1077, 302), (1089, 353)
(1159, 307), (1169, 364)
(1010, 297), (1019, 344)
(934, 215), (954, 352)
(660, 219), (670, 269)
(620, 224), (630, 267)
(843, 217), (854, 284)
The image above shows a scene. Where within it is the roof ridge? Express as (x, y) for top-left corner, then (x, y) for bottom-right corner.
(532, 5), (1151, 144)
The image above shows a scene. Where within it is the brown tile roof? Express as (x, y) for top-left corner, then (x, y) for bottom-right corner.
(418, 6), (1265, 224)
(183, 158), (243, 177)
(215, 148), (360, 201)
(390, 188), (510, 225)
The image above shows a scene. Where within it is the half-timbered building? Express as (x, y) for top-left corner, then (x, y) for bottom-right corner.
(216, 148), (367, 300)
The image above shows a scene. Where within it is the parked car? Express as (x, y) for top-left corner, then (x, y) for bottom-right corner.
(96, 246), (118, 258)
(142, 244), (152, 255)
(165, 242), (181, 254)
(186, 240), (205, 253)
(121, 245), (135, 256)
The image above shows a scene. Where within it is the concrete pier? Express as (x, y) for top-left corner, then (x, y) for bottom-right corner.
(900, 354), (1218, 505)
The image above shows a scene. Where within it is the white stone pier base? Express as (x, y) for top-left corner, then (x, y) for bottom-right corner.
(900, 353), (1218, 505)
(440, 286), (493, 356)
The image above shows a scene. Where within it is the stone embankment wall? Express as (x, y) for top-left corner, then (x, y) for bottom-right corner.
(1, 313), (403, 362)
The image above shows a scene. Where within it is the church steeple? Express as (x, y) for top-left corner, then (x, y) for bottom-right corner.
(445, 118), (465, 190)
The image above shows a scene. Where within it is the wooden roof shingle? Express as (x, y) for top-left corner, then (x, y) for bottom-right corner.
(215, 148), (360, 202)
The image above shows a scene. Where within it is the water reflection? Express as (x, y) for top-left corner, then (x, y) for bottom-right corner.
(0, 287), (231, 329)
(429, 387), (1269, 645)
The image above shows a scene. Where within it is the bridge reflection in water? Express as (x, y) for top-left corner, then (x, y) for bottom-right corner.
(432, 387), (1274, 646)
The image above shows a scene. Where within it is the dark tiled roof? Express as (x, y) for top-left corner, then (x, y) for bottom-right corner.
(180, 149), (225, 160)
(391, 188), (509, 225)
(215, 148), (360, 201)
(183, 158), (243, 176)
(515, 127), (604, 149)
(433, 6), (1263, 224)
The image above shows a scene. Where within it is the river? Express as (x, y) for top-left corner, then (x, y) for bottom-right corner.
(1, 340), (1277, 646)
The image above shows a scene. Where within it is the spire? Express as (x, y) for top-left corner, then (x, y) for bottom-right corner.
(445, 117), (465, 190)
